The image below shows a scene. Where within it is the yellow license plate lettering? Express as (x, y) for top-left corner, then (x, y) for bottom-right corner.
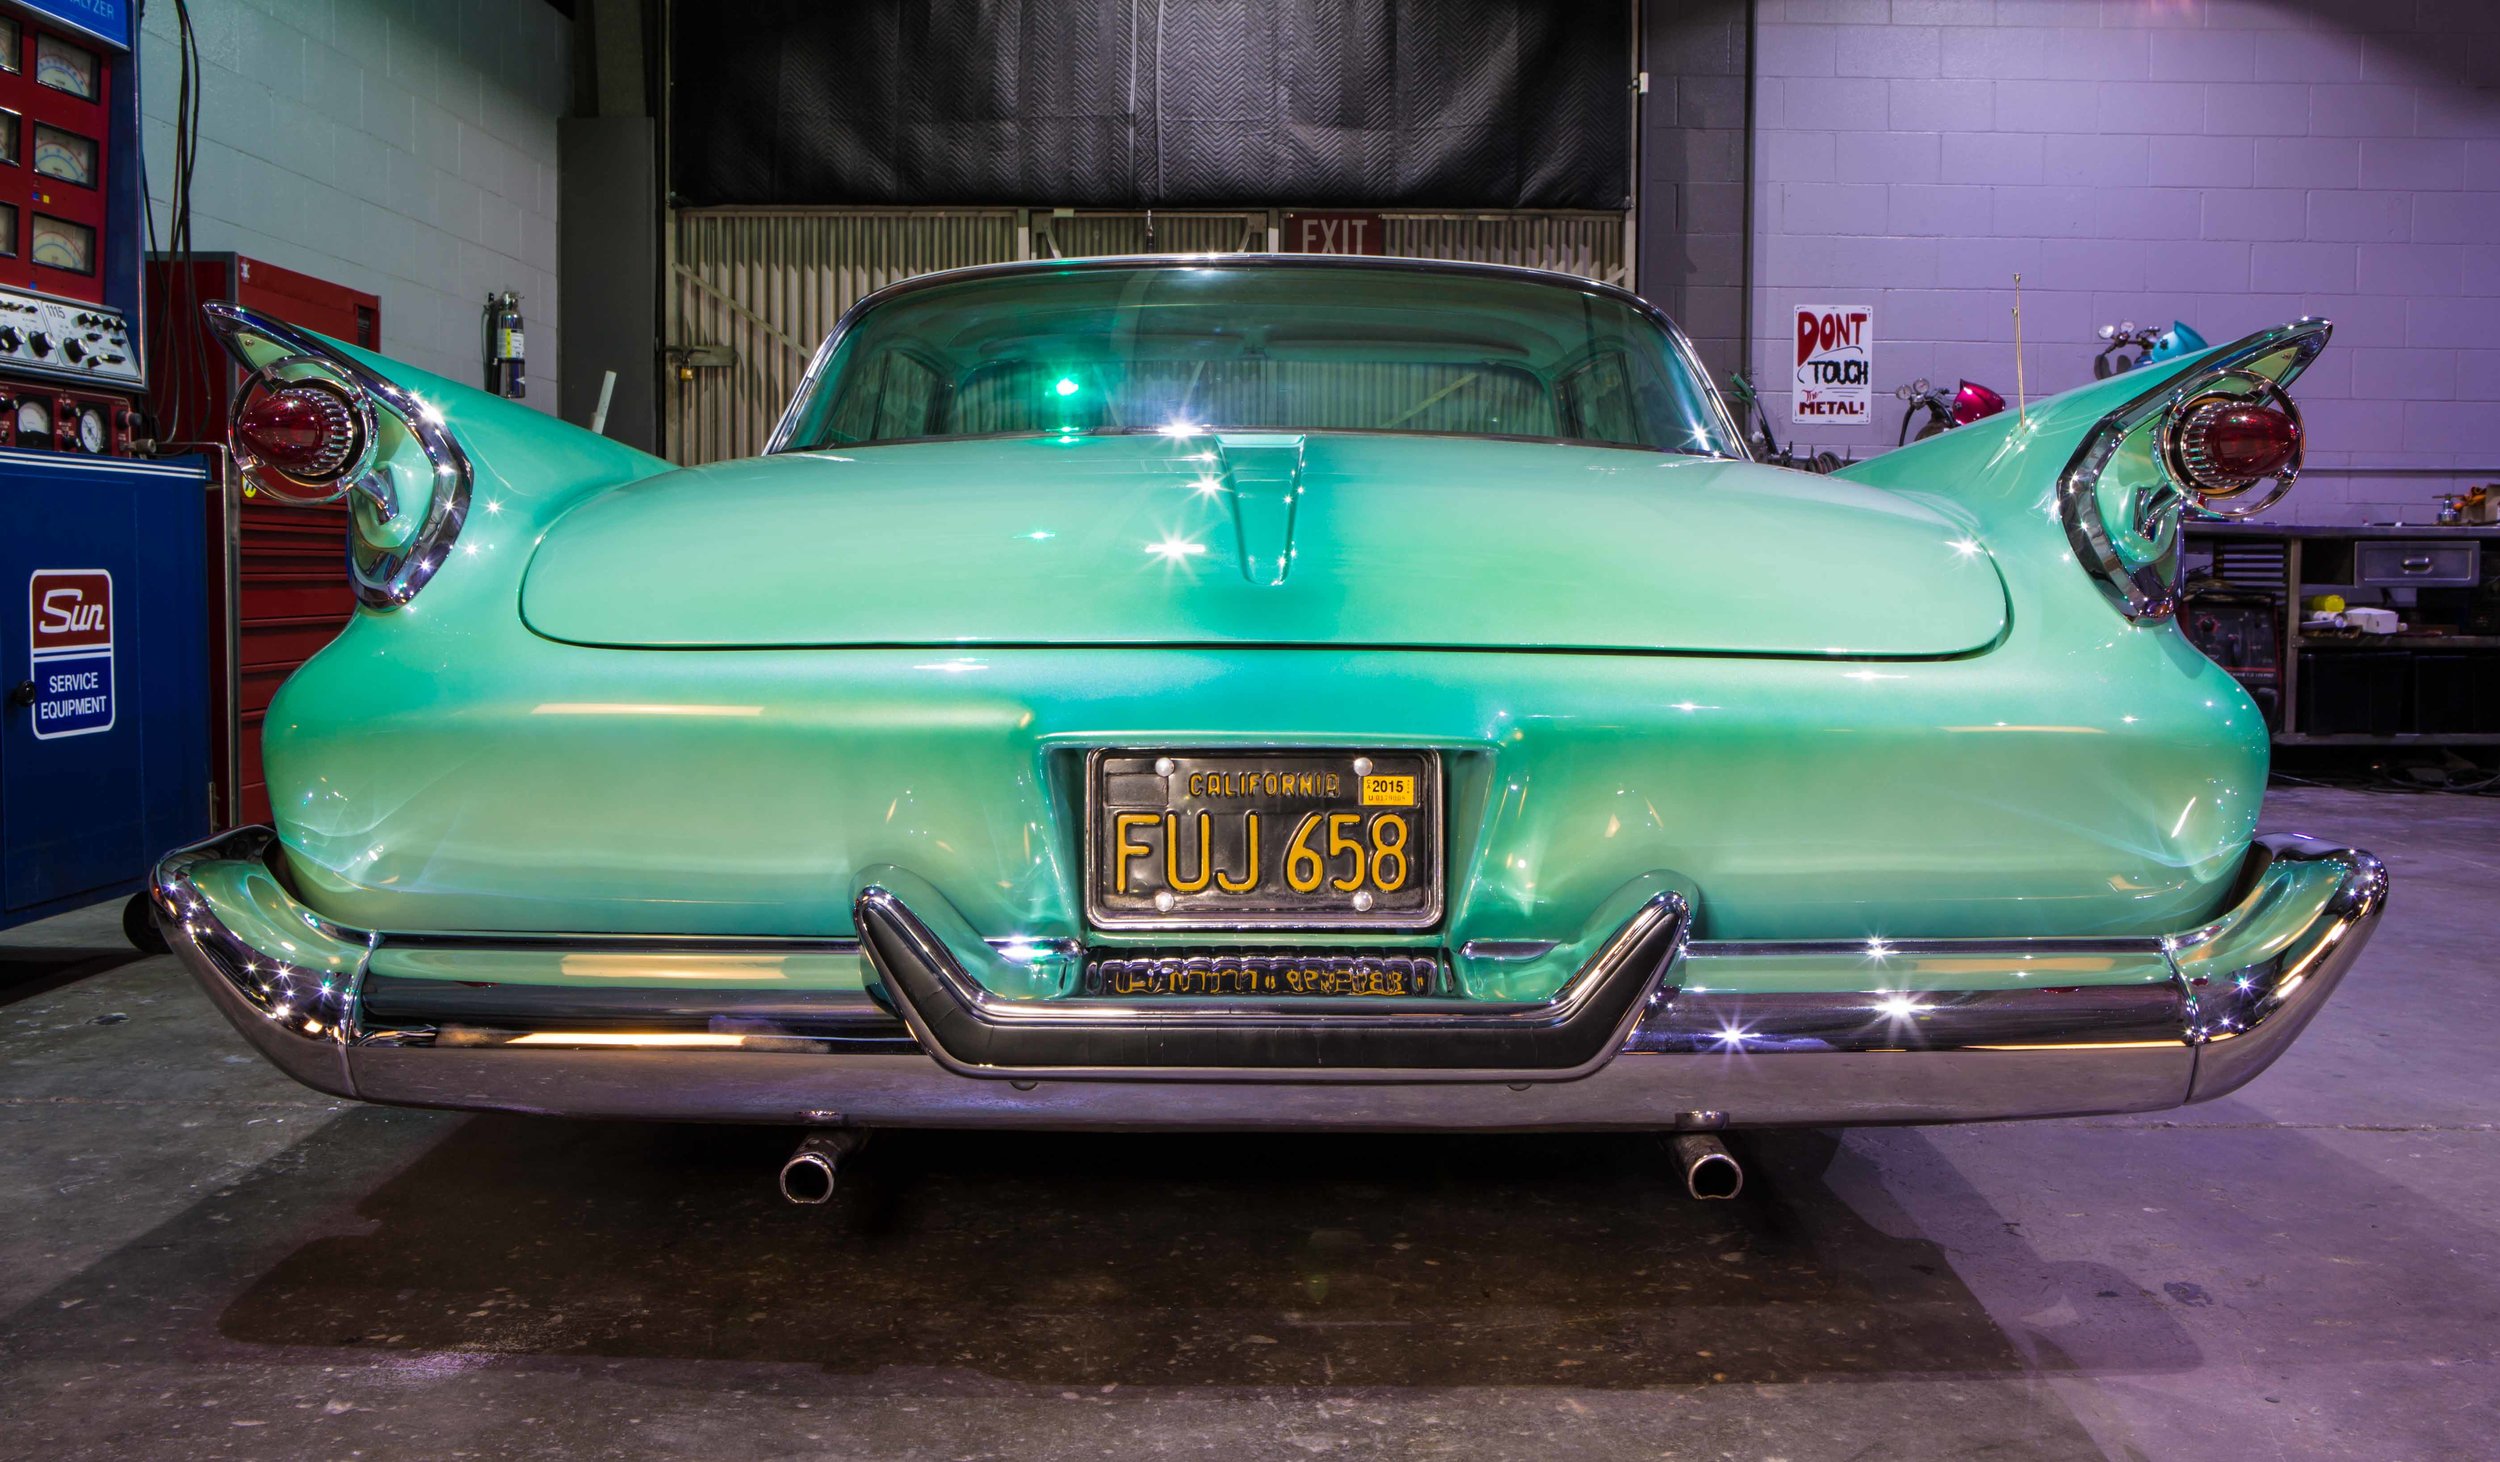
(1215, 810), (1261, 893)
(1113, 812), (1159, 895)
(1326, 812), (1368, 892)
(1361, 774), (1415, 807)
(1164, 810), (1215, 892)
(1369, 813), (1410, 891)
(1284, 812), (1327, 893)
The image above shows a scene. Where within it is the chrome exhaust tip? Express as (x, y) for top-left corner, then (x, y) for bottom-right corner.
(1670, 1132), (1743, 1201)
(779, 1128), (869, 1205)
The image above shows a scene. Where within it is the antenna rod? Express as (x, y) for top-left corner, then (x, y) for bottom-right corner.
(2013, 273), (2027, 423)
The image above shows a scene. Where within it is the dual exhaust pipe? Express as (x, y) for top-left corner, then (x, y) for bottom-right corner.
(1669, 1131), (1743, 1201)
(780, 1126), (1741, 1204)
(779, 1127), (869, 1205)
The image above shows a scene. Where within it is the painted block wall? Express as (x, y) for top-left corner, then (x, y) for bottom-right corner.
(1750, 0), (2500, 524)
(138, 0), (569, 410)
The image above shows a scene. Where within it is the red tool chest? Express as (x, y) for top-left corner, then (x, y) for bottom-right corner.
(146, 253), (380, 827)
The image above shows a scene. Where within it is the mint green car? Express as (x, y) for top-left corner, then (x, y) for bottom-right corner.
(156, 258), (2383, 1182)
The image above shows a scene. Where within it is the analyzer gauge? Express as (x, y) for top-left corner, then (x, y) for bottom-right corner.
(30, 215), (91, 273)
(33, 34), (95, 100)
(32, 125), (94, 188)
(75, 404), (105, 453)
(14, 397), (49, 442)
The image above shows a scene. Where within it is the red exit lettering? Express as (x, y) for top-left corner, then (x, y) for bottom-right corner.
(1282, 211), (1386, 256)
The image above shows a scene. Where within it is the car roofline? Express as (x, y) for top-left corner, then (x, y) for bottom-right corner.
(761, 253), (1742, 457)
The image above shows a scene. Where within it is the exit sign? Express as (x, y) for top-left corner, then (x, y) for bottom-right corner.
(1281, 212), (1386, 256)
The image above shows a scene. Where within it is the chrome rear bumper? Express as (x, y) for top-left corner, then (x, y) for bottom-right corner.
(153, 830), (2384, 1130)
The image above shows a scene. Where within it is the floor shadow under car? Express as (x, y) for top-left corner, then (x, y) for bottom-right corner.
(195, 1115), (2199, 1389)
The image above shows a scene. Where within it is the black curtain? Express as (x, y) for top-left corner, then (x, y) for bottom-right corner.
(670, 1), (1630, 209)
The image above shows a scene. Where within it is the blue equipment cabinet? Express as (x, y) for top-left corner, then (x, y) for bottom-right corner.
(1, 449), (210, 930)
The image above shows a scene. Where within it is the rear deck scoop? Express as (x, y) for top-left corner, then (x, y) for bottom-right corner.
(1211, 432), (1305, 586)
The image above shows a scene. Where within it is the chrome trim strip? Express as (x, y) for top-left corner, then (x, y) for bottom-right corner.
(1626, 984), (2187, 1055)
(425, 1025), (921, 1056)
(357, 974), (903, 1035)
(760, 253), (1749, 462)
(288, 930), (1081, 962)
(200, 302), (475, 611)
(2058, 317), (2331, 622)
(381, 931), (867, 954)
(1460, 939), (1559, 961)
(1685, 936), (2165, 958)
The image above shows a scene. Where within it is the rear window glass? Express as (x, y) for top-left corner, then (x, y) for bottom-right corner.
(777, 263), (1741, 457)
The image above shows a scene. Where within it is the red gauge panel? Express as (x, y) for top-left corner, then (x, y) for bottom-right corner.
(0, 11), (109, 302)
(0, 382), (135, 454)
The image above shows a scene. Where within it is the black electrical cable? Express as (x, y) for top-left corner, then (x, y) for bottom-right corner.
(158, 0), (206, 447)
(137, 0), (160, 437)
(138, 0), (206, 448)
(173, 0), (211, 448)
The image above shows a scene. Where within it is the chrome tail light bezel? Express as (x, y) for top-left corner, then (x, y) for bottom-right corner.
(2155, 369), (2305, 517)
(204, 303), (472, 611)
(2057, 318), (2331, 622)
(229, 359), (380, 502)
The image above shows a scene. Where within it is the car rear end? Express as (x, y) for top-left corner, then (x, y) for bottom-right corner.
(155, 259), (2385, 1136)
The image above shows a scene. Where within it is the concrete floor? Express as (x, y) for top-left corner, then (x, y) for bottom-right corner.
(0, 785), (2492, 1460)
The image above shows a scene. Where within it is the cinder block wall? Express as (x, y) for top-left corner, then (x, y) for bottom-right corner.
(1749, 0), (2500, 523)
(139, 0), (568, 411)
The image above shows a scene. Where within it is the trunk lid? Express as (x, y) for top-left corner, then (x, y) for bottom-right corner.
(519, 434), (2006, 657)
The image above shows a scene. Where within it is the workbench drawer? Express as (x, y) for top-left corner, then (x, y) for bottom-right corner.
(2354, 540), (2481, 587)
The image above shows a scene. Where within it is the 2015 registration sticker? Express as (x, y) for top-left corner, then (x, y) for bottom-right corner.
(1087, 749), (1443, 930)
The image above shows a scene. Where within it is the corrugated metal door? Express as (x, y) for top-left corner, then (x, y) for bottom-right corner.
(666, 207), (1629, 465)
(1384, 212), (1628, 282)
(1030, 211), (1270, 258)
(669, 210), (1020, 466)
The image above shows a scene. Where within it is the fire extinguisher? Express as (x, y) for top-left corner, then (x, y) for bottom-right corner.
(484, 291), (526, 399)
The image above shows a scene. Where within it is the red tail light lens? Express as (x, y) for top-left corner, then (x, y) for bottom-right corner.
(235, 384), (360, 483)
(2170, 397), (2301, 496)
(1950, 380), (2006, 426)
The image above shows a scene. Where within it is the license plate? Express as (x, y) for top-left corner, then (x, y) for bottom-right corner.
(1086, 749), (1443, 930)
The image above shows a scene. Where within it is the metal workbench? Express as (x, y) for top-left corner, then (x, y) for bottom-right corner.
(2182, 521), (2500, 747)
